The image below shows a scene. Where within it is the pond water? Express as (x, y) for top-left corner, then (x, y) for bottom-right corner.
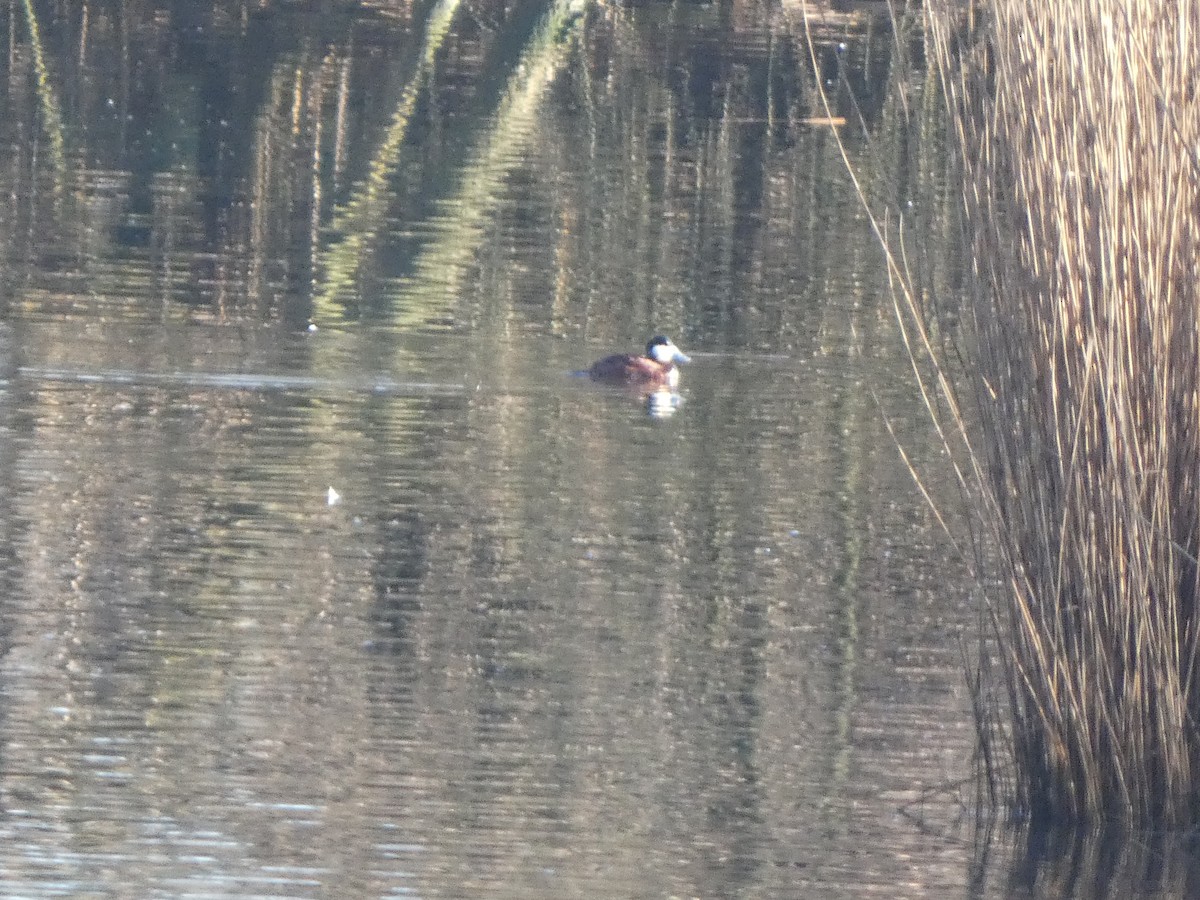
(1, 1), (1191, 898)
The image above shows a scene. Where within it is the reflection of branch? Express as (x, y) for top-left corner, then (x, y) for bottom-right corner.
(388, 0), (585, 328)
(315, 0), (587, 327)
(313, 0), (463, 316)
(21, 0), (67, 186)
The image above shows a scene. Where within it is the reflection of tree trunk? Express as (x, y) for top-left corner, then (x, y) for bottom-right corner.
(170, 0), (214, 35)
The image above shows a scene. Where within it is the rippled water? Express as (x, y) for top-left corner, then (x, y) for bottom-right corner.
(2, 1), (1180, 897)
(0, 318), (982, 897)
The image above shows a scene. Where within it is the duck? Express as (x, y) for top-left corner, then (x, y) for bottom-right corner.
(588, 335), (691, 389)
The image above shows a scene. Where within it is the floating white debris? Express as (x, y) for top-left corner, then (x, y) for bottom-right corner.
(327, 486), (342, 506)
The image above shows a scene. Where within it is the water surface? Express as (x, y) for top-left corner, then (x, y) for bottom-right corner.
(0, 0), (1140, 897)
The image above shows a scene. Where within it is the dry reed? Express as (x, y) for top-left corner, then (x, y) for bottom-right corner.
(920, 0), (1200, 825)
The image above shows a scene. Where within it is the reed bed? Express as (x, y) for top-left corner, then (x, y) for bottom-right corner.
(917, 1), (1200, 825)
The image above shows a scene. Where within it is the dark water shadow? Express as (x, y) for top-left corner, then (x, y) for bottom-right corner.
(971, 819), (1200, 899)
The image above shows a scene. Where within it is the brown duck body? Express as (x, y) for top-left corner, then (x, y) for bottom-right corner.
(589, 353), (676, 385)
(587, 335), (691, 389)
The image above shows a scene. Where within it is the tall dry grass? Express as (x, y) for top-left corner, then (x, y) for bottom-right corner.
(919, 1), (1200, 825)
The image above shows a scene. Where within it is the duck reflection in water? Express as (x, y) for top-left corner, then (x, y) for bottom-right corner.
(587, 335), (691, 418)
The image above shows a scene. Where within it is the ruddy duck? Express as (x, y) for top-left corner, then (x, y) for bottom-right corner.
(588, 335), (691, 389)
